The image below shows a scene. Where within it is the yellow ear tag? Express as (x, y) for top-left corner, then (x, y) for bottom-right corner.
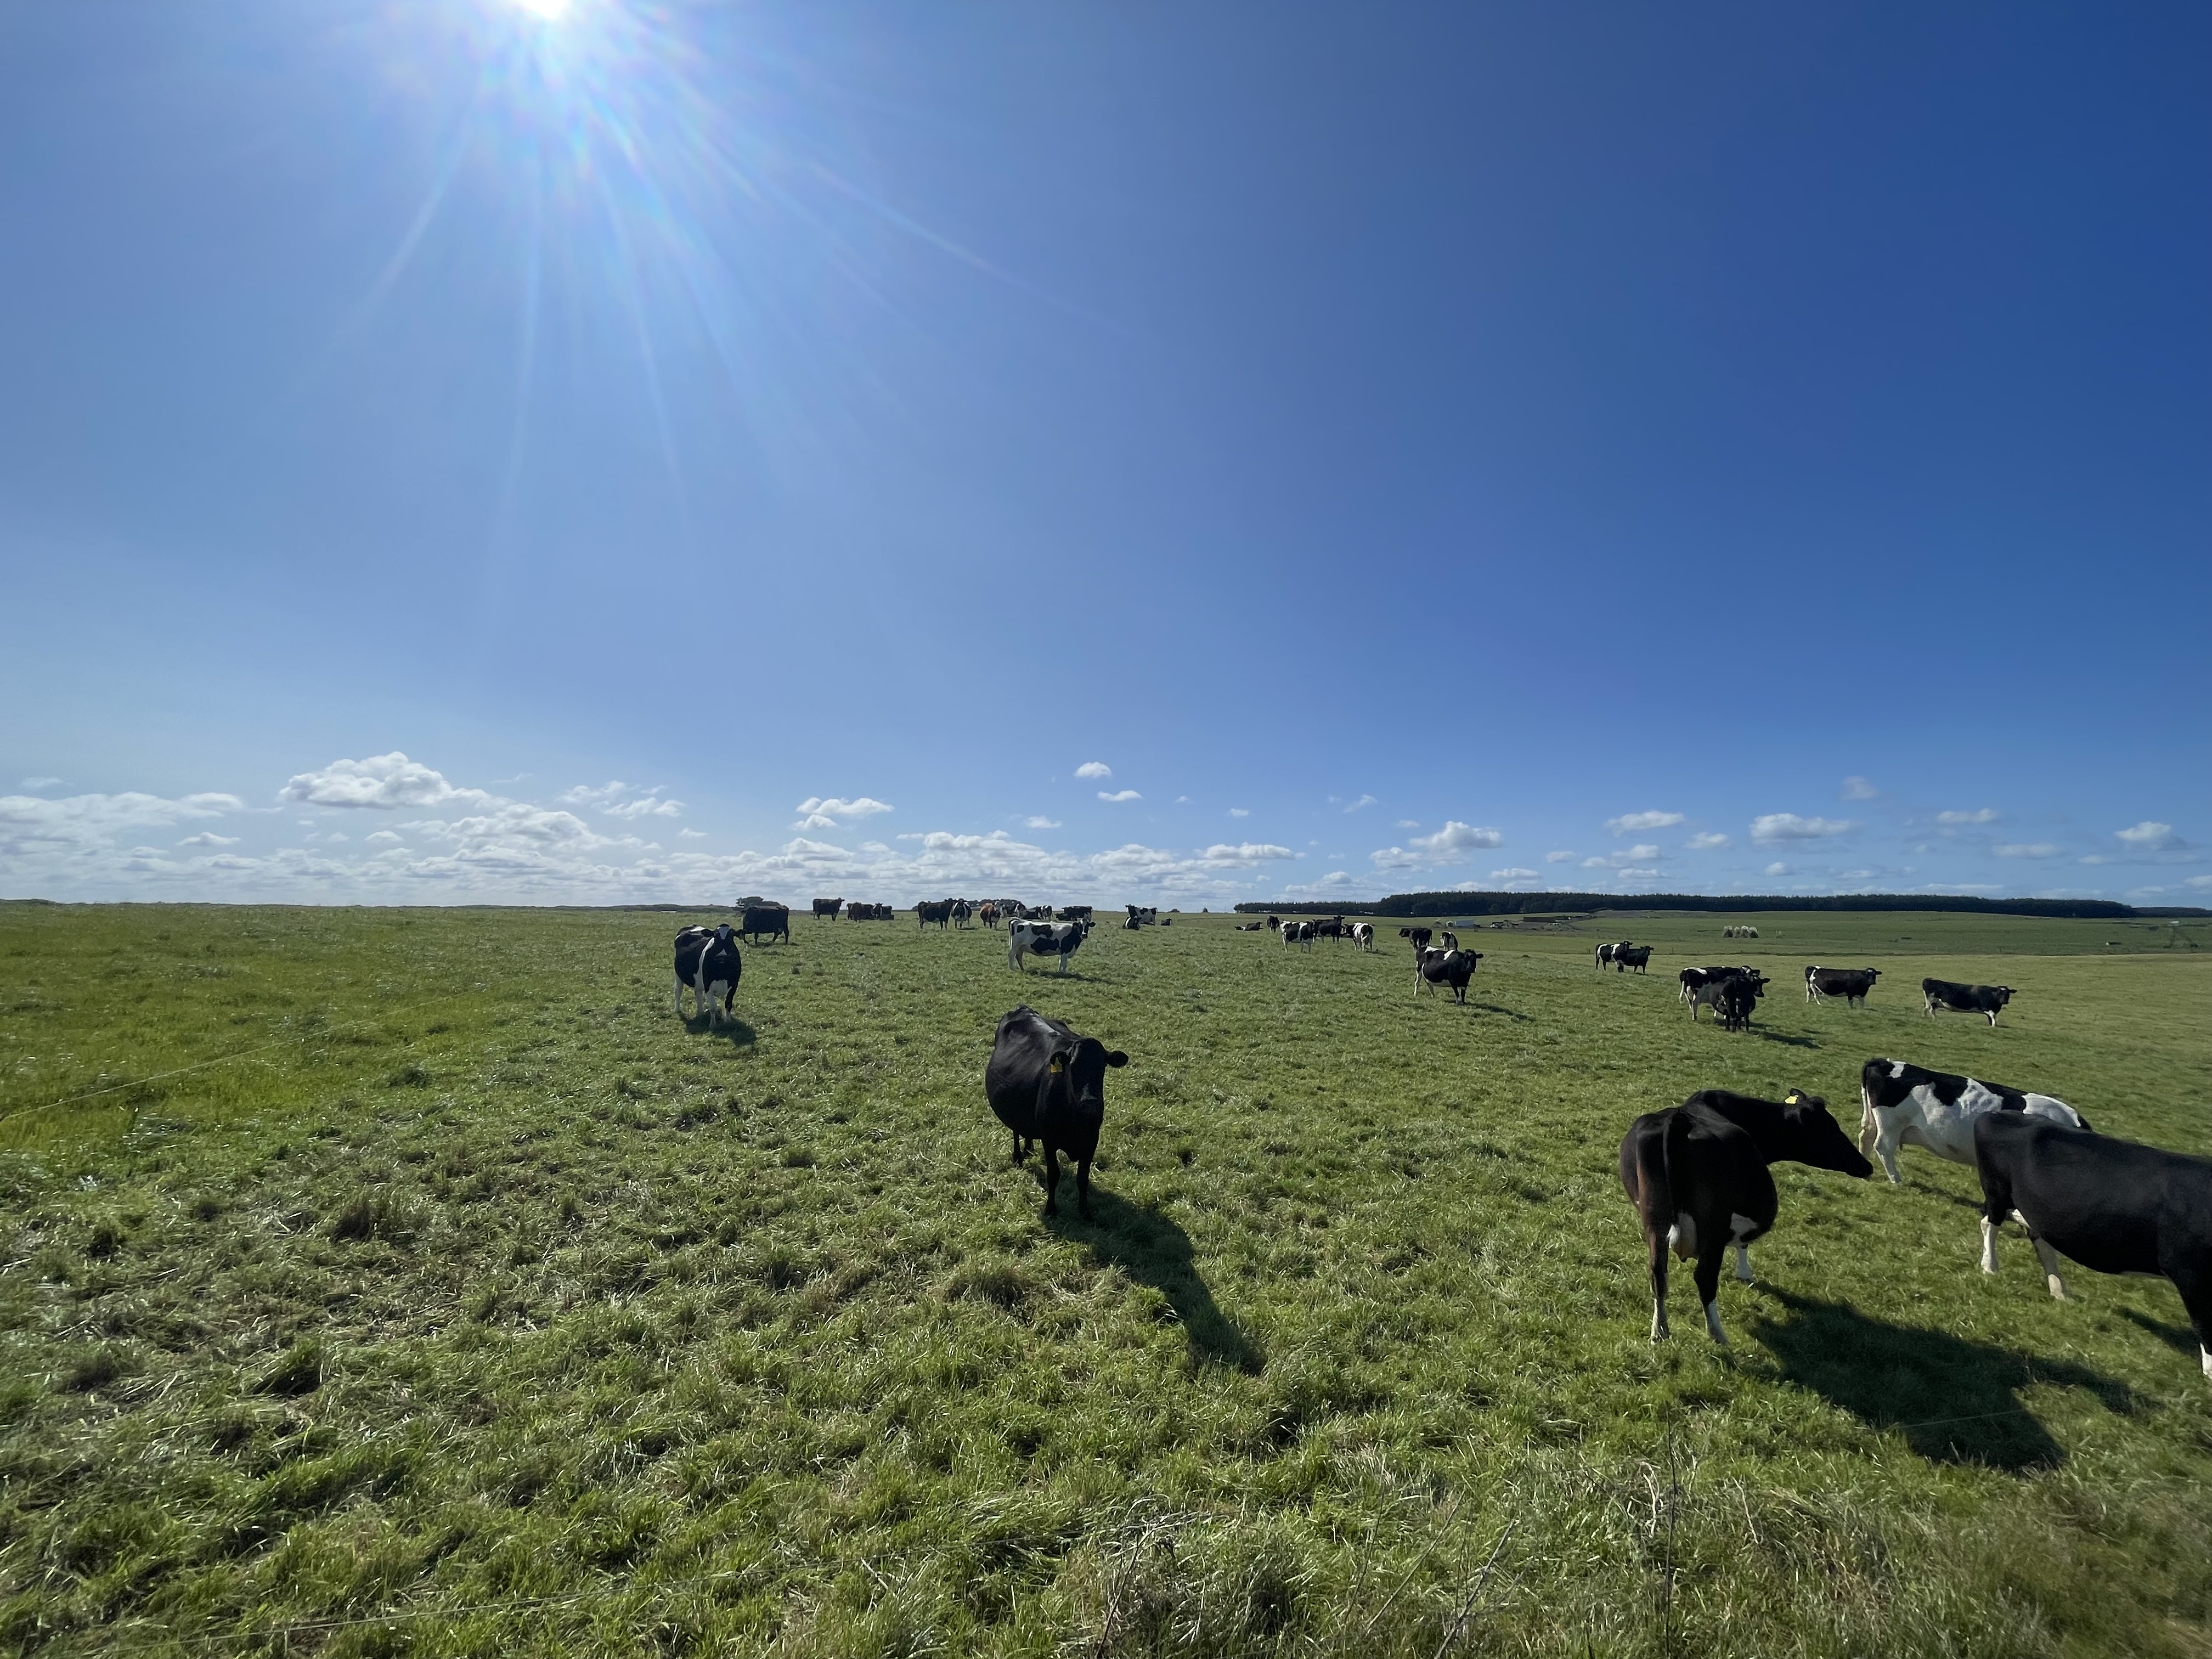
(1049, 1058), (1065, 1075)
(1785, 1091), (1802, 1104)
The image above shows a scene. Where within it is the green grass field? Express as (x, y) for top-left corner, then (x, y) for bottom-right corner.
(3, 901), (2209, 1657)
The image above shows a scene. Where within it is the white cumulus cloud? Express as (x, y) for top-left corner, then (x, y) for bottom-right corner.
(1201, 843), (1295, 866)
(1098, 789), (1141, 803)
(1344, 794), (1376, 812)
(2115, 820), (2180, 851)
(1229, 808), (1250, 819)
(1544, 850), (1576, 864)
(1075, 761), (1113, 780)
(1023, 816), (1062, 830)
(1607, 811), (1683, 835)
(1491, 867), (1538, 881)
(1937, 808), (2000, 826)
(1685, 832), (1729, 850)
(1995, 843), (2061, 859)
(177, 832), (240, 848)
(281, 753), (486, 811)
(1764, 862), (1791, 877)
(1751, 814), (1856, 843)
(1585, 844), (1661, 869)
(1839, 776), (1880, 800)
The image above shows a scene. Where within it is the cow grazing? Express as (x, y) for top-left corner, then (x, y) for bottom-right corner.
(1415, 947), (1483, 1002)
(1009, 918), (1092, 975)
(1805, 966), (1881, 1006)
(737, 904), (789, 945)
(1858, 1057), (2089, 1186)
(916, 899), (955, 930)
(985, 1006), (1130, 1218)
(1973, 1114), (2212, 1381)
(673, 924), (743, 1026)
(1057, 905), (1094, 924)
(1613, 945), (1653, 974)
(811, 897), (843, 921)
(1401, 926), (1434, 955)
(1619, 1088), (1871, 1343)
(1923, 978), (2017, 1026)
(1351, 922), (1375, 950)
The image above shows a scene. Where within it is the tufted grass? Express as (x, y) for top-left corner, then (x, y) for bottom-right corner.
(1, 899), (2209, 1656)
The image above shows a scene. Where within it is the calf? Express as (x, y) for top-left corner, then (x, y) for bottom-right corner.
(1401, 926), (1433, 954)
(916, 899), (955, 929)
(672, 923), (743, 1026)
(1619, 1088), (1871, 1343)
(984, 1006), (1130, 1218)
(1350, 922), (1375, 950)
(1923, 978), (2016, 1026)
(1974, 1113), (2212, 1382)
(811, 897), (843, 921)
(1859, 1057), (2089, 1185)
(1805, 966), (1881, 1006)
(1414, 946), (1483, 1002)
(1009, 918), (1092, 974)
(1613, 945), (1653, 974)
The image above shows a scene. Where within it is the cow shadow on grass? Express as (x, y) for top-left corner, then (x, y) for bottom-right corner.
(682, 1013), (757, 1048)
(1751, 1288), (2135, 1472)
(1048, 1189), (1263, 1374)
(2119, 1308), (2203, 1357)
(1748, 1029), (1819, 1049)
(1467, 1002), (1532, 1023)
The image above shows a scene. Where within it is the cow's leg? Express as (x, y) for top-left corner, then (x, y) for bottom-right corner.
(1647, 1228), (1671, 1341)
(1010, 1129), (1024, 1165)
(1076, 1154), (1093, 1219)
(1987, 1009), (2000, 1028)
(1694, 1246), (1729, 1345)
(2030, 1234), (2069, 1300)
(1730, 1214), (1758, 1283)
(674, 973), (686, 1018)
(1040, 1144), (1062, 1217)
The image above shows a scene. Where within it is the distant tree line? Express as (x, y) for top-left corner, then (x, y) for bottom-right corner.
(1233, 891), (2190, 921)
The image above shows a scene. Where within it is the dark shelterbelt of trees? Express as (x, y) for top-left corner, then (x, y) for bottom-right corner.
(1233, 891), (2185, 921)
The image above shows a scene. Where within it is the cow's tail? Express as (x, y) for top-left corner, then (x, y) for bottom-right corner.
(1639, 1110), (1689, 1255)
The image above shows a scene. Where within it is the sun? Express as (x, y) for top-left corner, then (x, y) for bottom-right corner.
(512, 0), (570, 19)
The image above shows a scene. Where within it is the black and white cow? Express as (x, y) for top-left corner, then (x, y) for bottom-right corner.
(1973, 1114), (2212, 1383)
(1414, 947), (1483, 1002)
(1595, 941), (1624, 970)
(1858, 1057), (2089, 1185)
(1805, 966), (1881, 1006)
(1126, 905), (1158, 926)
(1350, 922), (1375, 950)
(984, 1005), (1130, 1219)
(1679, 964), (1754, 1005)
(1401, 926), (1433, 955)
(1283, 920), (1315, 951)
(1009, 918), (1092, 974)
(1613, 945), (1653, 974)
(673, 924), (742, 1026)
(951, 899), (974, 929)
(1923, 978), (2017, 1026)
(1618, 1088), (1871, 1343)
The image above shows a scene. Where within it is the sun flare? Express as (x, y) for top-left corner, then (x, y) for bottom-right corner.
(512, 0), (569, 20)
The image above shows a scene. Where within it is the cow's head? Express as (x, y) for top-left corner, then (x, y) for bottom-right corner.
(1995, 986), (2015, 1002)
(1780, 1090), (1873, 1178)
(1039, 1036), (1130, 1123)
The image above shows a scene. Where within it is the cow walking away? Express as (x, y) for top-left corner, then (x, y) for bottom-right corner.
(985, 1006), (1130, 1218)
(1350, 923), (1375, 950)
(1973, 1114), (2212, 1383)
(1923, 979), (2017, 1026)
(737, 903), (789, 944)
(1619, 1088), (1871, 1343)
(1859, 1058), (2089, 1186)
(673, 924), (743, 1027)
(1401, 926), (1433, 955)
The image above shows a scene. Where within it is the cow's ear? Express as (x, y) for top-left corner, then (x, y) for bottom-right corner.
(1047, 1047), (1073, 1075)
(1105, 1050), (1128, 1068)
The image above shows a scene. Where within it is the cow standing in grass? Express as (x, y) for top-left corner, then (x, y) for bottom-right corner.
(673, 924), (742, 1028)
(985, 1006), (1130, 1218)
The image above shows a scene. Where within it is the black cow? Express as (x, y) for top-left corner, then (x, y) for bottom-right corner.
(737, 904), (788, 944)
(916, 899), (955, 929)
(1312, 917), (1347, 943)
(1974, 1114), (2212, 1384)
(1805, 966), (1881, 1006)
(1057, 905), (1094, 924)
(673, 924), (742, 1026)
(1924, 978), (2017, 1026)
(1401, 926), (1433, 954)
(1415, 947), (1482, 1003)
(1619, 1088), (1871, 1343)
(1714, 973), (1768, 1031)
(984, 1005), (1130, 1218)
(811, 898), (843, 921)
(1613, 945), (1653, 974)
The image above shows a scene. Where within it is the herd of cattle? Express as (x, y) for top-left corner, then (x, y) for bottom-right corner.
(670, 910), (2212, 1385)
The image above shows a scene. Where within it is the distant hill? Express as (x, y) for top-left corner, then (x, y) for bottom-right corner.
(1234, 891), (2202, 921)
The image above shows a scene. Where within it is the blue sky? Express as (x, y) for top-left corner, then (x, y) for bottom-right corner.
(2, 1), (2206, 907)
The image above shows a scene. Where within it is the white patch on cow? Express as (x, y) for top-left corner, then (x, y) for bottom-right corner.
(1980, 1216), (2001, 1274)
(1729, 1213), (1757, 1283)
(2200, 1345), (2210, 1383)
(1668, 1215), (1696, 1258)
(1889, 1060), (1908, 1079)
(2032, 1236), (2069, 1300)
(1703, 1299), (1727, 1344)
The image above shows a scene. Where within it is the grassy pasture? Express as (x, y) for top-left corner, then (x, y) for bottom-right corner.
(2, 900), (2209, 1657)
